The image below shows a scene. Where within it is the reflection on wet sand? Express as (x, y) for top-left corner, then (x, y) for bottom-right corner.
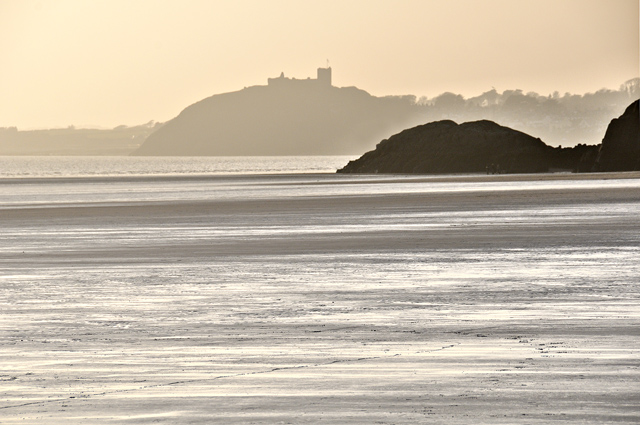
(1, 173), (639, 424)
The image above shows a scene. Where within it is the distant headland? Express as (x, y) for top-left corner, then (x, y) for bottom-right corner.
(133, 67), (425, 156)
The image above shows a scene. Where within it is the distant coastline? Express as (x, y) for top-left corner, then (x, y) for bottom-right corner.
(0, 122), (162, 156)
(1, 73), (637, 157)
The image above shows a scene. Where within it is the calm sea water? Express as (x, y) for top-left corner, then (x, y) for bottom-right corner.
(0, 155), (356, 178)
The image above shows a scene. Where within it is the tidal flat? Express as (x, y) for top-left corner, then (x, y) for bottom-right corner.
(1, 172), (639, 424)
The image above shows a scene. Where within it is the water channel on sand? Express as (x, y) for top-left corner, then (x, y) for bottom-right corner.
(1, 172), (639, 424)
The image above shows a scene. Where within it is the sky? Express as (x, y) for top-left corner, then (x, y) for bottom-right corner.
(1, 0), (638, 130)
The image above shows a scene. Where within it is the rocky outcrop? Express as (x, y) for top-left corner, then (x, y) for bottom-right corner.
(338, 120), (563, 174)
(338, 101), (640, 175)
(595, 100), (640, 171)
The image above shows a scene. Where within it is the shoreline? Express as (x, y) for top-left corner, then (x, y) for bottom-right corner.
(0, 169), (639, 185)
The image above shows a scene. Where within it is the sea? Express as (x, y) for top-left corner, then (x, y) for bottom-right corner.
(0, 155), (355, 178)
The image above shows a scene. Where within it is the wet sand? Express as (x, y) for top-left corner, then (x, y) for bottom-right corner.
(1, 172), (639, 424)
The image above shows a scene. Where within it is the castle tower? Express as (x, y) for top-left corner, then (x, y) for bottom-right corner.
(317, 67), (332, 86)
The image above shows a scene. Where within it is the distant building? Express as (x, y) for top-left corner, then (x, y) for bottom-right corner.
(268, 67), (332, 87)
(316, 67), (332, 86)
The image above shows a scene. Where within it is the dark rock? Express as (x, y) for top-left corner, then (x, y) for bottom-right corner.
(338, 120), (559, 174)
(595, 100), (640, 171)
(548, 143), (599, 173)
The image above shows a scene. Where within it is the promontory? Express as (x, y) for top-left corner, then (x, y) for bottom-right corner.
(133, 67), (423, 156)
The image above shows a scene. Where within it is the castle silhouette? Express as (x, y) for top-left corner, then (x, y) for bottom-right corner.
(267, 67), (332, 87)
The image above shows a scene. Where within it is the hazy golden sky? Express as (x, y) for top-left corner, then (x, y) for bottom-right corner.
(1, 0), (638, 129)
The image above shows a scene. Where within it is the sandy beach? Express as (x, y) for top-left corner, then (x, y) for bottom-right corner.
(1, 172), (639, 424)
